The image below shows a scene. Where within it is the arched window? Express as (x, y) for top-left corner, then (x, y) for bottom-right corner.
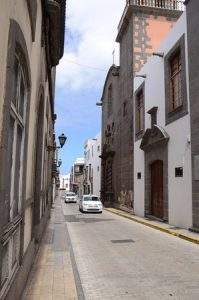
(0, 20), (31, 294)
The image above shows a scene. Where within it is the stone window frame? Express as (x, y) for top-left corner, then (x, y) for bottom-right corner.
(164, 34), (188, 125)
(0, 19), (31, 296)
(135, 82), (145, 141)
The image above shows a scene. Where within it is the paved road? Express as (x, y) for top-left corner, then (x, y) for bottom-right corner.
(61, 196), (199, 300)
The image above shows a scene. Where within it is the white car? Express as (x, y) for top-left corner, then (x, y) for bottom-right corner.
(79, 195), (103, 213)
(65, 192), (77, 203)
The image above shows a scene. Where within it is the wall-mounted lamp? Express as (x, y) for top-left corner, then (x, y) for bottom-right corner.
(47, 133), (67, 152)
(152, 52), (164, 58)
(58, 133), (67, 148)
(96, 102), (102, 106)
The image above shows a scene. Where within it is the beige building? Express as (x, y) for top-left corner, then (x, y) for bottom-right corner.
(0, 1), (65, 299)
(70, 158), (85, 198)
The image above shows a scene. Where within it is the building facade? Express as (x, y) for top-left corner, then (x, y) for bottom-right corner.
(101, 0), (183, 211)
(70, 158), (85, 198)
(0, 1), (65, 299)
(133, 12), (192, 229)
(84, 133), (101, 197)
(185, 0), (199, 232)
(60, 174), (70, 192)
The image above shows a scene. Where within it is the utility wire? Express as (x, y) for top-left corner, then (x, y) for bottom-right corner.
(65, 59), (107, 72)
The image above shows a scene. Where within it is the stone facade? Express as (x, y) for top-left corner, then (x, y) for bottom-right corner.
(186, 0), (199, 231)
(101, 0), (182, 211)
(0, 1), (65, 299)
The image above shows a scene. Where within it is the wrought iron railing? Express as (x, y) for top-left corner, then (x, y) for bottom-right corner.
(127, 0), (184, 10)
(118, 0), (184, 30)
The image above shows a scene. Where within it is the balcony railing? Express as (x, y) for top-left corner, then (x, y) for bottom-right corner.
(118, 0), (184, 30)
(127, 0), (184, 10)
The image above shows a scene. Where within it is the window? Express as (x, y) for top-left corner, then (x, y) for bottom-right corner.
(83, 196), (100, 202)
(164, 35), (187, 125)
(0, 21), (31, 297)
(0, 228), (20, 291)
(97, 145), (100, 152)
(107, 84), (112, 116)
(10, 54), (27, 220)
(1, 244), (9, 288)
(175, 167), (183, 177)
(170, 51), (182, 112)
(136, 90), (144, 133)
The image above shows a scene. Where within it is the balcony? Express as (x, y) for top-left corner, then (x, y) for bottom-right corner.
(118, 0), (184, 32)
(127, 0), (184, 10)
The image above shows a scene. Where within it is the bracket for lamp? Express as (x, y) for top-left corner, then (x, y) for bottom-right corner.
(152, 52), (164, 58)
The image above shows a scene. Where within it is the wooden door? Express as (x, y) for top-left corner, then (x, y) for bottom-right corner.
(151, 160), (164, 219)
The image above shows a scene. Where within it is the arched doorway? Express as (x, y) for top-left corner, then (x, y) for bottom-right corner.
(151, 160), (164, 219)
(140, 125), (169, 221)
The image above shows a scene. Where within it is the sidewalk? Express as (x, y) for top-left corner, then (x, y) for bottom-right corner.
(23, 197), (78, 300)
(105, 207), (199, 245)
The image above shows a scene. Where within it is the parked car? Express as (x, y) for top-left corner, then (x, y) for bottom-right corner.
(65, 192), (77, 203)
(79, 195), (103, 213)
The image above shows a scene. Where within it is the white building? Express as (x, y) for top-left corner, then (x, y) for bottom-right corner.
(84, 133), (101, 197)
(60, 174), (70, 191)
(133, 12), (192, 229)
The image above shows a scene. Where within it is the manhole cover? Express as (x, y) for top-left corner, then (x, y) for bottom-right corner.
(111, 239), (134, 244)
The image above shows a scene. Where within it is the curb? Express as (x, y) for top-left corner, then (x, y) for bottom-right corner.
(105, 208), (199, 245)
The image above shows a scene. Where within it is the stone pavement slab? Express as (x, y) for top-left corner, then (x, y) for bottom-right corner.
(22, 197), (78, 300)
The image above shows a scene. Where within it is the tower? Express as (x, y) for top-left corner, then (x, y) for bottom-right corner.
(117, 0), (183, 73)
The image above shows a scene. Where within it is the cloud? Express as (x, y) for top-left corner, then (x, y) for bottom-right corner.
(56, 0), (126, 90)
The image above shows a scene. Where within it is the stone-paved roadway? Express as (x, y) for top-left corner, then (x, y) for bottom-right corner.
(62, 198), (199, 300)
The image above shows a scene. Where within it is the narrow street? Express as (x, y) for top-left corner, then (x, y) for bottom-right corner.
(61, 193), (199, 300)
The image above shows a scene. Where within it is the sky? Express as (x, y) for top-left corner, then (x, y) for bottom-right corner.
(55, 0), (126, 175)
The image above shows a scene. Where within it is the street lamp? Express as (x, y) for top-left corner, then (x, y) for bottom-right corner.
(47, 133), (67, 152)
(58, 133), (67, 148)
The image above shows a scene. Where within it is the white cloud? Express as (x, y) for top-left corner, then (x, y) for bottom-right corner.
(56, 0), (126, 90)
